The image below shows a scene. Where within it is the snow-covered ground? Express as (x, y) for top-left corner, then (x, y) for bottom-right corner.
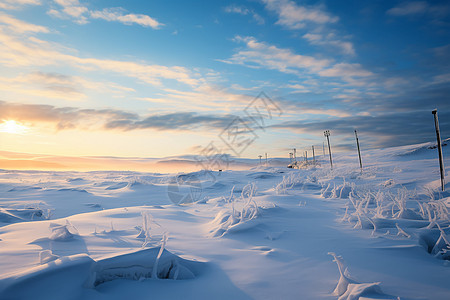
(0, 141), (449, 300)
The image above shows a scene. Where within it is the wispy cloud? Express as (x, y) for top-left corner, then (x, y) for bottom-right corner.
(105, 112), (237, 131)
(0, 101), (238, 132)
(0, 27), (199, 87)
(318, 63), (373, 78)
(0, 12), (49, 33)
(48, 0), (163, 28)
(387, 1), (429, 16)
(262, 0), (355, 56)
(387, 1), (450, 19)
(220, 36), (371, 83)
(220, 36), (331, 74)
(90, 8), (162, 28)
(263, 0), (338, 29)
(224, 4), (265, 25)
(139, 84), (258, 113)
(303, 33), (355, 55)
(0, 0), (41, 10)
(0, 71), (135, 101)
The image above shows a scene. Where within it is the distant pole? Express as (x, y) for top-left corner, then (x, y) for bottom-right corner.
(293, 148), (297, 162)
(258, 155), (262, 165)
(265, 153), (268, 166)
(432, 109), (445, 191)
(354, 130), (363, 170)
(289, 153), (293, 163)
(324, 130), (333, 169)
(305, 150), (308, 162)
(312, 146), (316, 163)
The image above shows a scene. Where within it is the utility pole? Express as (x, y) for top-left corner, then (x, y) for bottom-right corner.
(265, 153), (268, 166)
(324, 130), (333, 169)
(354, 130), (363, 171)
(258, 155), (262, 165)
(293, 148), (297, 162)
(289, 152), (293, 163)
(312, 146), (316, 163)
(432, 109), (445, 191)
(305, 150), (308, 163)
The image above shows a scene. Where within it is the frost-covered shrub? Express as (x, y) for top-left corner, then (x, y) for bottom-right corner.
(275, 173), (301, 194)
(136, 211), (165, 248)
(209, 183), (260, 237)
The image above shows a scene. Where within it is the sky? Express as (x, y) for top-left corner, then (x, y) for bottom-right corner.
(0, 0), (449, 168)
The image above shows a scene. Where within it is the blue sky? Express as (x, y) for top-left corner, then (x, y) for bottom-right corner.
(0, 0), (449, 161)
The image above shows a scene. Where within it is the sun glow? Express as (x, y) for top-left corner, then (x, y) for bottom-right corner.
(0, 120), (29, 134)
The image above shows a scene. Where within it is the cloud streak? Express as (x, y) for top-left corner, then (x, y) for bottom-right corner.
(221, 36), (371, 81)
(387, 1), (450, 19)
(263, 0), (355, 56)
(0, 71), (135, 101)
(0, 101), (239, 132)
(224, 4), (265, 25)
(49, 0), (163, 28)
(0, 26), (199, 87)
(0, 12), (49, 33)
(221, 36), (331, 74)
(263, 0), (338, 29)
(0, 0), (41, 10)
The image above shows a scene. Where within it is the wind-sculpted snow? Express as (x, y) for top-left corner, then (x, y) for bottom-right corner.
(329, 253), (396, 300)
(89, 247), (198, 287)
(0, 207), (47, 224)
(0, 248), (200, 300)
(0, 141), (449, 299)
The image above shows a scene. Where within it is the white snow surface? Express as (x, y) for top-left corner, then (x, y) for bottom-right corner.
(0, 141), (449, 299)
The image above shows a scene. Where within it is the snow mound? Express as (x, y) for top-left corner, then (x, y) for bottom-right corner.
(0, 207), (46, 224)
(208, 209), (260, 237)
(0, 248), (202, 299)
(105, 182), (128, 190)
(49, 221), (77, 241)
(246, 171), (276, 179)
(39, 250), (59, 264)
(89, 247), (198, 287)
(0, 254), (95, 300)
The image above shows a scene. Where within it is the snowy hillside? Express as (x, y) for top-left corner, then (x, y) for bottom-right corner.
(0, 142), (449, 300)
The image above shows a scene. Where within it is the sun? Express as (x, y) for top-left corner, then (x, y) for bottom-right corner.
(0, 120), (29, 134)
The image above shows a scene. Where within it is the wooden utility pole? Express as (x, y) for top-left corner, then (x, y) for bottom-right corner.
(265, 153), (268, 166)
(324, 130), (333, 169)
(354, 130), (363, 170)
(305, 151), (308, 162)
(432, 109), (445, 191)
(312, 146), (316, 163)
(293, 148), (297, 162)
(258, 155), (262, 165)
